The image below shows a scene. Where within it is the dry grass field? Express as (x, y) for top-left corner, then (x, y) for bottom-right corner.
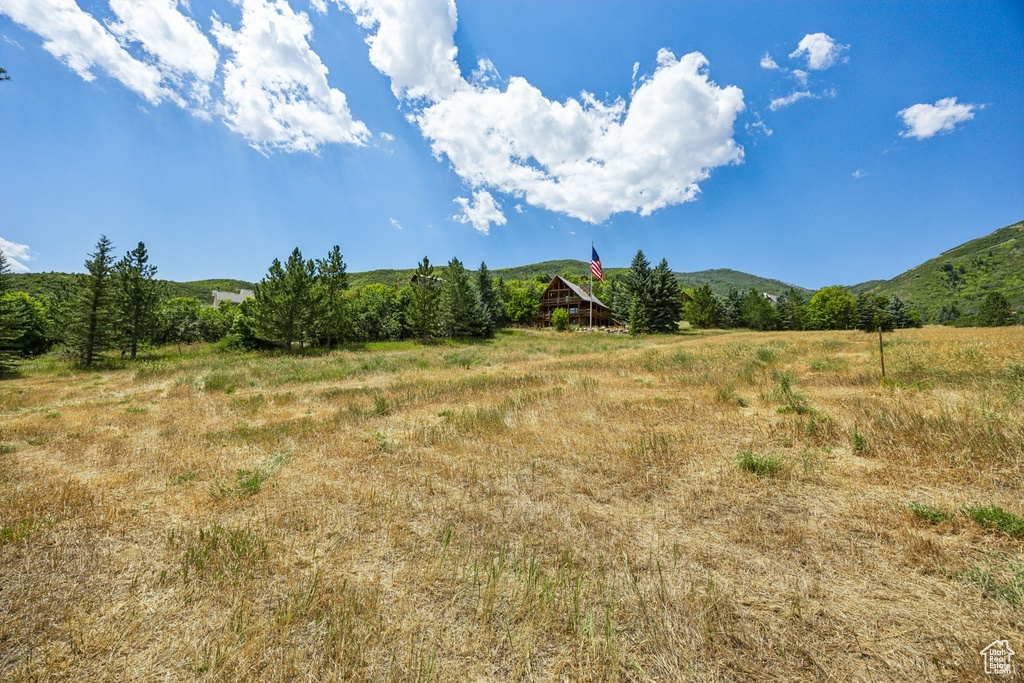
(1, 326), (1022, 681)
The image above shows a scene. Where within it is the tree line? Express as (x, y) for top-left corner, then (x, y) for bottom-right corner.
(2, 238), (1018, 374)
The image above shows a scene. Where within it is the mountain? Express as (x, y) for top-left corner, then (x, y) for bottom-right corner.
(852, 220), (1024, 319)
(348, 260), (810, 298)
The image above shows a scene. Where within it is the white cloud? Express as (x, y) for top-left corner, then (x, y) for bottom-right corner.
(0, 237), (32, 273)
(108, 0), (219, 102)
(769, 90), (813, 111)
(211, 0), (371, 152)
(454, 189), (506, 234)
(759, 53), (779, 70)
(852, 170), (866, 179)
(346, 0), (745, 225)
(789, 33), (848, 70)
(897, 97), (976, 140)
(341, 0), (462, 101)
(310, 0), (328, 14)
(389, 217), (402, 229)
(791, 69), (808, 86)
(0, 0), (171, 104)
(379, 131), (394, 141)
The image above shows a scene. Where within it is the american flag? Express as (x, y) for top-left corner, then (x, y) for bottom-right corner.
(590, 246), (604, 283)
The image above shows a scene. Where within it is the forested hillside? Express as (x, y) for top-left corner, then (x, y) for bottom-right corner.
(10, 273), (256, 305)
(853, 220), (1023, 320)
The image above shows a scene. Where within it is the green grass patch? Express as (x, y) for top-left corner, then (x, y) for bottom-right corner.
(809, 357), (849, 372)
(213, 452), (290, 499)
(0, 444), (16, 454)
(962, 505), (1024, 537)
(908, 501), (952, 524)
(736, 451), (783, 477)
(172, 471), (199, 485)
(958, 554), (1024, 610)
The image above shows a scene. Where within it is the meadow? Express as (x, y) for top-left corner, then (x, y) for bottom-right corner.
(0, 327), (1021, 681)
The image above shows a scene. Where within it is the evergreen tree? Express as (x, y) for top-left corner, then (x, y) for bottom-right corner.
(476, 262), (499, 335)
(407, 256), (441, 340)
(742, 290), (779, 331)
(649, 258), (683, 333)
(723, 288), (745, 328)
(251, 248), (317, 349)
(71, 235), (117, 366)
(0, 247), (19, 374)
(491, 275), (511, 327)
(885, 295), (911, 329)
(114, 242), (160, 359)
(684, 283), (723, 329)
(623, 250), (653, 334)
(440, 257), (491, 338)
(977, 291), (1012, 327)
(775, 288), (807, 331)
(315, 246), (348, 348)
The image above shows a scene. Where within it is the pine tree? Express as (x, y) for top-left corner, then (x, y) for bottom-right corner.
(742, 290), (779, 331)
(115, 242), (160, 359)
(0, 247), (20, 374)
(476, 262), (499, 335)
(978, 291), (1012, 327)
(885, 295), (911, 329)
(623, 250), (653, 335)
(316, 246), (348, 348)
(440, 257), (491, 338)
(407, 257), (441, 340)
(723, 288), (745, 328)
(251, 248), (317, 349)
(684, 283), (722, 328)
(71, 235), (117, 366)
(775, 288), (807, 331)
(649, 258), (683, 333)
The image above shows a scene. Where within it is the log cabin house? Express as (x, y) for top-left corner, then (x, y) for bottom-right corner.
(536, 275), (616, 327)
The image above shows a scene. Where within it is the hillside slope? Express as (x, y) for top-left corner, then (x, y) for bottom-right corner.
(8, 273), (256, 305)
(860, 220), (1023, 318)
(349, 260), (811, 299)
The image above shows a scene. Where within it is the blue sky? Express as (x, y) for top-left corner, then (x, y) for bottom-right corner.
(1, 1), (1022, 288)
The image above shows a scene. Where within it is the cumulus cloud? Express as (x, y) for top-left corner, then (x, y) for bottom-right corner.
(759, 53), (779, 70)
(769, 90), (813, 111)
(852, 170), (866, 179)
(345, 0), (745, 225)
(0, 0), (372, 151)
(342, 0), (462, 101)
(211, 0), (371, 152)
(789, 32), (847, 70)
(0, 236), (32, 273)
(454, 189), (506, 234)
(897, 97), (977, 140)
(108, 0), (219, 102)
(0, 0), (172, 104)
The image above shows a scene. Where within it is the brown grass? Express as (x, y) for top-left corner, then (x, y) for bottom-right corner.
(1, 327), (1022, 681)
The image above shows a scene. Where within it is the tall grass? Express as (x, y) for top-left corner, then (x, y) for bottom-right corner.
(1, 327), (1021, 681)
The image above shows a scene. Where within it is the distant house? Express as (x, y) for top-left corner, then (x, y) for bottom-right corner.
(212, 289), (254, 307)
(536, 275), (616, 327)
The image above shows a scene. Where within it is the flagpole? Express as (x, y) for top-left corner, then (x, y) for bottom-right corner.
(589, 241), (594, 330)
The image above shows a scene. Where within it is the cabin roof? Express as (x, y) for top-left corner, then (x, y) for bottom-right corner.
(545, 275), (609, 309)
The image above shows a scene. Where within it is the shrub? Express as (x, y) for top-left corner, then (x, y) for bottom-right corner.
(551, 308), (570, 331)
